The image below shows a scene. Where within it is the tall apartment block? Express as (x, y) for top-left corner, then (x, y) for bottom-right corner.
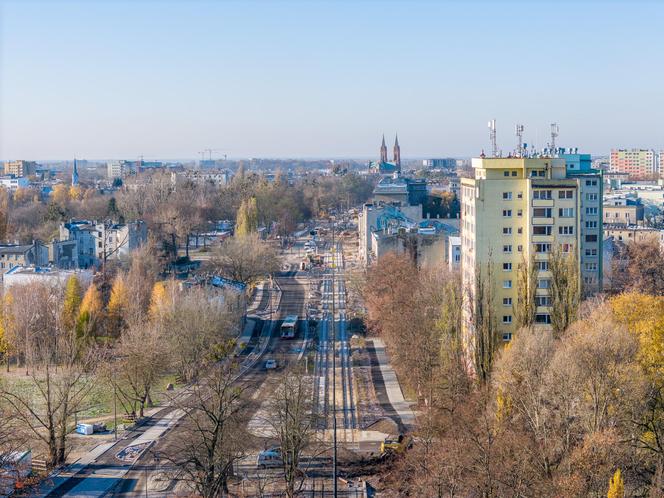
(461, 156), (602, 342)
(609, 149), (657, 179)
(4, 160), (37, 177)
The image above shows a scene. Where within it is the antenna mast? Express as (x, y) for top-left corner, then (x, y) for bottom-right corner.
(488, 119), (497, 157)
(550, 123), (559, 154)
(515, 124), (524, 157)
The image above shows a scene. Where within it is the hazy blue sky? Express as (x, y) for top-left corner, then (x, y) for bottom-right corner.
(1, 0), (663, 160)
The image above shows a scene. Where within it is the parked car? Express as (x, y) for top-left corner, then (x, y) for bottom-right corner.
(265, 359), (278, 370)
(257, 448), (283, 468)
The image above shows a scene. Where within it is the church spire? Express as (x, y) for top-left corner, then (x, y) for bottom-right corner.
(72, 158), (79, 186)
(393, 134), (401, 170)
(380, 134), (388, 163)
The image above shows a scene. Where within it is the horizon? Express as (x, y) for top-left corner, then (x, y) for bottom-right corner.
(2, 0), (663, 159)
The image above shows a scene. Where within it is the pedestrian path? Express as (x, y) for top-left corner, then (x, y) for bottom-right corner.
(366, 338), (415, 430)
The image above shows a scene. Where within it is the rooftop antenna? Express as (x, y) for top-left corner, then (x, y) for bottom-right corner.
(550, 123), (559, 155)
(515, 124), (524, 157)
(488, 119), (497, 157)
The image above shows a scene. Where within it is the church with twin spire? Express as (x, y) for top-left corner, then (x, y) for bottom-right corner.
(372, 134), (401, 175)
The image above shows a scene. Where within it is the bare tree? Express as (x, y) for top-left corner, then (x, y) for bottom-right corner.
(470, 261), (499, 384)
(209, 234), (280, 285)
(267, 369), (318, 498)
(110, 321), (169, 417)
(163, 362), (248, 498)
(549, 245), (580, 336)
(0, 282), (102, 467)
(514, 252), (537, 328)
(161, 287), (239, 383)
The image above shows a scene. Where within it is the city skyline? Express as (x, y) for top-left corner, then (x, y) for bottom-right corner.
(2, 0), (663, 159)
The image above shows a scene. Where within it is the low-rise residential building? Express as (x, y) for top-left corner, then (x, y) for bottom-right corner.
(603, 224), (664, 245)
(603, 198), (645, 226)
(48, 239), (79, 269)
(0, 175), (29, 190)
(3, 266), (94, 290)
(357, 203), (423, 265)
(59, 220), (147, 268)
(448, 236), (461, 271)
(0, 242), (49, 276)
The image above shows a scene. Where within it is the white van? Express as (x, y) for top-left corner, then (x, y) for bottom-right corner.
(257, 448), (283, 469)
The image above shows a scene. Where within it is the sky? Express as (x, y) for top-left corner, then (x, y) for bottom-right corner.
(1, 0), (663, 160)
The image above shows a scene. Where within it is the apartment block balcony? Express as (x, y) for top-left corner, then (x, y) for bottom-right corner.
(532, 217), (555, 225)
(532, 199), (554, 208)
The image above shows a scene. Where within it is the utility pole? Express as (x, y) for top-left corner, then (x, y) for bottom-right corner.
(113, 383), (118, 441)
(331, 220), (338, 498)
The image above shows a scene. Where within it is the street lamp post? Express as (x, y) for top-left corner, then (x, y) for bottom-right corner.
(332, 221), (338, 498)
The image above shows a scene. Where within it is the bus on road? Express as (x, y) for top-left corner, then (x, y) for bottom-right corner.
(280, 315), (298, 339)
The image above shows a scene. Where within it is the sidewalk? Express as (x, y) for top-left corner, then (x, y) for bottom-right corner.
(366, 338), (415, 430)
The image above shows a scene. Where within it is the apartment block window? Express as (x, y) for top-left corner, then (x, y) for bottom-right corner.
(535, 314), (552, 324)
(535, 296), (552, 307)
(503, 280), (512, 289)
(562, 243), (573, 253)
(533, 190), (552, 200)
(503, 245), (512, 253)
(586, 207), (598, 215)
(504, 171), (510, 177)
(517, 244), (523, 252)
(559, 208), (574, 217)
(517, 209), (523, 217)
(535, 243), (552, 253)
(533, 208), (552, 217)
(559, 226), (574, 235)
(585, 221), (598, 228)
(502, 227), (512, 235)
(517, 191), (523, 199)
(530, 170), (545, 178)
(585, 263), (598, 271)
(586, 193), (598, 201)
(536, 261), (549, 271)
(503, 209), (512, 217)
(585, 179), (598, 186)
(511, 171), (518, 177)
(517, 227), (523, 234)
(537, 279), (551, 289)
(585, 234), (598, 242)
(533, 226), (552, 235)
(558, 190), (574, 199)
(503, 262), (512, 271)
(503, 297), (512, 306)
(503, 192), (512, 200)
(502, 332), (513, 342)
(585, 248), (598, 256)
(502, 315), (513, 324)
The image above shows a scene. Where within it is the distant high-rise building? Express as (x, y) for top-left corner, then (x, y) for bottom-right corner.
(107, 160), (135, 179)
(423, 158), (457, 169)
(461, 156), (602, 344)
(4, 160), (37, 177)
(609, 149), (657, 179)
